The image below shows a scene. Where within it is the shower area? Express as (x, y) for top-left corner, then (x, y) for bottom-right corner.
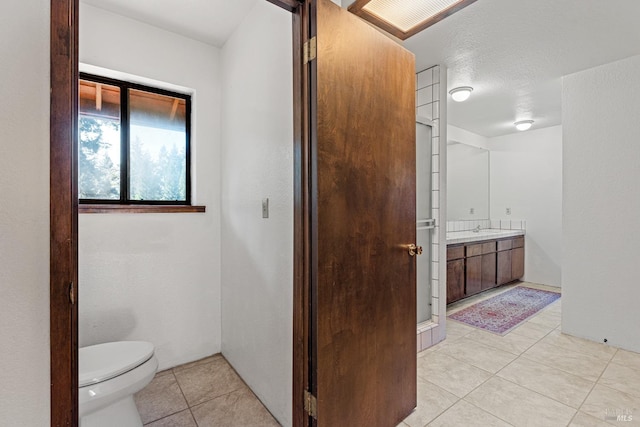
(416, 117), (434, 325)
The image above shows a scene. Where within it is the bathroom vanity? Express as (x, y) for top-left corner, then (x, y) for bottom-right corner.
(446, 230), (525, 304)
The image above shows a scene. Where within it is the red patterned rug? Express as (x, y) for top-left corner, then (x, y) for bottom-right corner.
(448, 286), (561, 335)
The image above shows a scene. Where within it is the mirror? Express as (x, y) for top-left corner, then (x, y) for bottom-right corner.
(447, 142), (490, 220)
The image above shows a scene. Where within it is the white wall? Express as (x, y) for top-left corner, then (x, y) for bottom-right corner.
(562, 55), (640, 352)
(220, 2), (293, 426)
(448, 124), (490, 150)
(78, 4), (222, 369)
(488, 126), (562, 286)
(0, 0), (51, 424)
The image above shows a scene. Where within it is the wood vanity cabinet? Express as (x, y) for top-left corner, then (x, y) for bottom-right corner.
(511, 237), (525, 279)
(496, 238), (513, 285)
(447, 236), (524, 304)
(497, 236), (525, 285)
(446, 246), (465, 304)
(465, 242), (496, 297)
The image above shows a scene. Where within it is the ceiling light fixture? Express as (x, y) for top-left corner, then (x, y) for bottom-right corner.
(449, 86), (473, 102)
(348, 0), (478, 41)
(514, 120), (534, 131)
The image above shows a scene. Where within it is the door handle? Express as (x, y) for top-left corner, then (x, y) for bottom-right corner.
(408, 244), (423, 256)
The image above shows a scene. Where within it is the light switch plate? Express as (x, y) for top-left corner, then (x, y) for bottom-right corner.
(506, 207), (511, 215)
(262, 198), (269, 218)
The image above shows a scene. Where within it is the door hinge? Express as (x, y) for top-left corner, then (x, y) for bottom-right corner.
(303, 37), (317, 65)
(304, 390), (317, 419)
(69, 282), (75, 305)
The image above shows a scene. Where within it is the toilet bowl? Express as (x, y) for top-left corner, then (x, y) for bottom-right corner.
(79, 341), (158, 427)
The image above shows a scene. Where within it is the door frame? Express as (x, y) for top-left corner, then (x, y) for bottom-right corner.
(49, 0), (310, 426)
(50, 0), (79, 425)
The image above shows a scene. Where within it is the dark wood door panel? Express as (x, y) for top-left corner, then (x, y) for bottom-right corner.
(447, 245), (465, 261)
(447, 260), (465, 304)
(465, 256), (482, 296)
(497, 239), (513, 252)
(497, 250), (512, 285)
(481, 252), (497, 290)
(512, 247), (525, 280)
(314, 0), (417, 425)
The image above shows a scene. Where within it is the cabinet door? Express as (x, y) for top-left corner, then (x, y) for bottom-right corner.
(465, 256), (482, 296)
(447, 259), (465, 304)
(481, 252), (497, 290)
(497, 250), (512, 285)
(511, 247), (525, 280)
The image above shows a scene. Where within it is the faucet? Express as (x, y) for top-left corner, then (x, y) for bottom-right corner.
(473, 225), (481, 233)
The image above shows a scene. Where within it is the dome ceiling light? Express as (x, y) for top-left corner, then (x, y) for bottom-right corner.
(348, 0), (478, 41)
(449, 86), (473, 102)
(515, 120), (534, 131)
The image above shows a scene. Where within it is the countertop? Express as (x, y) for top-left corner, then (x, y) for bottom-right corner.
(446, 229), (525, 245)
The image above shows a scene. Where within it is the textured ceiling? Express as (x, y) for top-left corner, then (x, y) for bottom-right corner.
(81, 0), (640, 137)
(404, 0), (640, 137)
(79, 0), (260, 47)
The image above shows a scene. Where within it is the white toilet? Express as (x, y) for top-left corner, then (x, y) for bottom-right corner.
(79, 341), (158, 427)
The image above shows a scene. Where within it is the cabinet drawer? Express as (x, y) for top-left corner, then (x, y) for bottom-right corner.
(497, 239), (512, 251)
(512, 236), (524, 248)
(482, 241), (496, 254)
(447, 245), (465, 261)
(466, 243), (483, 257)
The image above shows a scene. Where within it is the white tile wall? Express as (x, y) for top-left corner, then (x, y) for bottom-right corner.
(416, 65), (443, 351)
(446, 219), (527, 232)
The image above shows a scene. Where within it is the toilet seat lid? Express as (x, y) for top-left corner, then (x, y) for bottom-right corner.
(79, 341), (154, 387)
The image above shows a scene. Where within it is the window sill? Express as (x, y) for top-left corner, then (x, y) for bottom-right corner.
(79, 204), (206, 214)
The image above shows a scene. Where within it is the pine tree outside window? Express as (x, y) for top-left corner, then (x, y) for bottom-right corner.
(79, 74), (191, 205)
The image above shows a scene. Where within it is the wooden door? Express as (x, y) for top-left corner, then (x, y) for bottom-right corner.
(311, 0), (417, 425)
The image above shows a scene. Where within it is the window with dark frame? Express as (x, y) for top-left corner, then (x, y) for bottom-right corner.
(78, 73), (191, 205)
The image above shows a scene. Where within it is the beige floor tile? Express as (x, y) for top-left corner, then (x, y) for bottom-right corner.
(428, 400), (513, 427)
(508, 321), (554, 341)
(465, 329), (539, 355)
(496, 357), (595, 408)
(144, 409), (197, 427)
(580, 384), (639, 425)
(135, 372), (189, 424)
(402, 378), (458, 427)
(569, 411), (612, 427)
(191, 387), (279, 427)
(527, 311), (561, 329)
(465, 377), (576, 427)
(154, 369), (174, 378)
(599, 363), (640, 398)
(543, 304), (562, 315)
(417, 351), (492, 398)
(541, 330), (617, 362)
(610, 349), (640, 371)
(443, 320), (475, 341)
(523, 341), (609, 382)
(438, 337), (518, 373)
(174, 357), (245, 406)
(172, 354), (222, 373)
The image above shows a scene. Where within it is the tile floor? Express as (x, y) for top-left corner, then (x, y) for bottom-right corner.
(135, 282), (640, 427)
(134, 354), (279, 426)
(402, 282), (640, 427)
